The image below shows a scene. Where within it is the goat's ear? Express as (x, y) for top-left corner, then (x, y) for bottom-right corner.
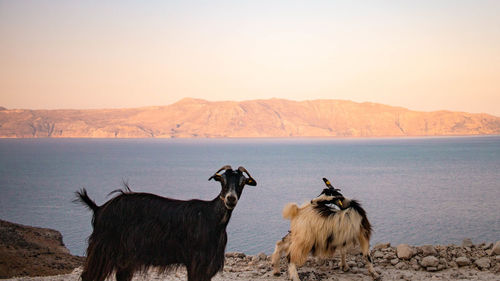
(245, 177), (257, 186)
(209, 174), (222, 182)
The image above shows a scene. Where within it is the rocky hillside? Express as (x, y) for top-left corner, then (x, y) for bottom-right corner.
(1, 98), (500, 138)
(0, 220), (84, 278)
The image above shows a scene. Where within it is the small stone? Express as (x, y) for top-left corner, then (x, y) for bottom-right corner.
(395, 262), (408, 270)
(411, 263), (421, 270)
(474, 257), (490, 270)
(494, 263), (500, 273)
(455, 256), (470, 266)
(257, 252), (267, 261)
(396, 244), (414, 260)
(426, 266), (438, 272)
(401, 273), (413, 281)
(390, 258), (399, 265)
(462, 238), (473, 248)
(421, 256), (439, 267)
(225, 252), (246, 258)
(373, 251), (384, 259)
(373, 242), (391, 250)
(482, 243), (493, 250)
(384, 252), (396, 260)
(491, 241), (500, 255)
(496, 255), (500, 262)
(421, 245), (438, 257)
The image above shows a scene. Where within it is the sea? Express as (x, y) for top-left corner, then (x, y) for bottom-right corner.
(0, 136), (499, 256)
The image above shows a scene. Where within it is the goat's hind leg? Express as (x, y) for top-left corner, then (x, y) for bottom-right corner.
(271, 233), (291, 276)
(359, 234), (380, 280)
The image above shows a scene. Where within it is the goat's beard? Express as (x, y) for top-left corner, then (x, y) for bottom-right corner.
(224, 202), (236, 210)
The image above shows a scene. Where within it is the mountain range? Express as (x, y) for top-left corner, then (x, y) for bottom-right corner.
(1, 98), (499, 138)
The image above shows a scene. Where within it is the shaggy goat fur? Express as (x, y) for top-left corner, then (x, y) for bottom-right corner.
(75, 165), (256, 281)
(271, 178), (379, 281)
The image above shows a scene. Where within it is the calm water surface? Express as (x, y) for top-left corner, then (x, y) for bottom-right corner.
(0, 136), (499, 256)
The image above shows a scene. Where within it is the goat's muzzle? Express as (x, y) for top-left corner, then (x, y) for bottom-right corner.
(224, 194), (238, 209)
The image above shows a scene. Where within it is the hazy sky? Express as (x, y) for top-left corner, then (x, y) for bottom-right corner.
(1, 1), (499, 115)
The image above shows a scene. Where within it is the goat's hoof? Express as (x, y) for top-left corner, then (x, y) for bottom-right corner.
(272, 271), (281, 276)
(339, 263), (350, 272)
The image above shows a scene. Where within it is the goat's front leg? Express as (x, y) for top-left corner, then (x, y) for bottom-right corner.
(288, 262), (301, 281)
(339, 248), (350, 272)
(115, 268), (134, 281)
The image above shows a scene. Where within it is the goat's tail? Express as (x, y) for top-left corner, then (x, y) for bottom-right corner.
(74, 188), (99, 213)
(282, 203), (300, 220)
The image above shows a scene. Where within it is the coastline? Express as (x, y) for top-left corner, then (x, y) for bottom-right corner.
(2, 220), (499, 280)
(3, 237), (500, 280)
(4, 245), (500, 281)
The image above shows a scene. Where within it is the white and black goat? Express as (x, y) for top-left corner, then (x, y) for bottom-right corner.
(75, 165), (256, 281)
(271, 178), (379, 281)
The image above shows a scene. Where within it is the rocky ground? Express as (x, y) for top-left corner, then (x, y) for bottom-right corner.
(1, 219), (499, 280)
(4, 241), (500, 281)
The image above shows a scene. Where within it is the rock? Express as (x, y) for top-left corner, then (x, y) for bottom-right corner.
(496, 255), (500, 262)
(257, 252), (267, 261)
(373, 251), (384, 259)
(257, 263), (268, 270)
(396, 244), (414, 260)
(491, 241), (500, 255)
(482, 243), (493, 250)
(455, 256), (471, 267)
(474, 257), (491, 270)
(420, 245), (438, 257)
(395, 262), (408, 270)
(426, 266), (438, 272)
(0, 219), (84, 278)
(383, 252), (396, 260)
(373, 243), (390, 250)
(462, 238), (473, 248)
(390, 258), (399, 265)
(421, 256), (439, 267)
(226, 252), (246, 258)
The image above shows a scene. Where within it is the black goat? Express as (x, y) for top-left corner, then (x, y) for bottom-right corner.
(75, 165), (256, 281)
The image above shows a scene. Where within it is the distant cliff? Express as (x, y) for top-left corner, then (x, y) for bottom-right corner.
(1, 98), (499, 138)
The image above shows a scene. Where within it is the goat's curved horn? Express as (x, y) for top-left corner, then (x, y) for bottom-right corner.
(238, 166), (257, 186)
(322, 178), (333, 188)
(215, 165), (232, 174)
(322, 177), (341, 191)
(209, 165), (232, 181)
(238, 166), (252, 177)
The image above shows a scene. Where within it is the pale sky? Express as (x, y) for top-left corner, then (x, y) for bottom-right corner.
(1, 0), (499, 116)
